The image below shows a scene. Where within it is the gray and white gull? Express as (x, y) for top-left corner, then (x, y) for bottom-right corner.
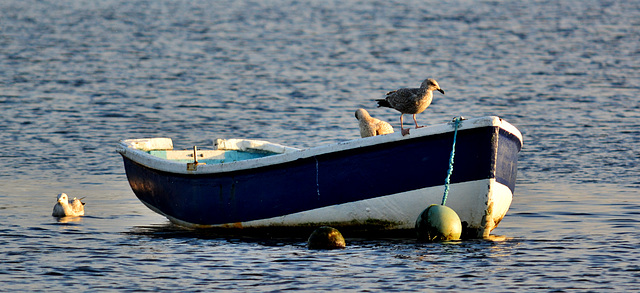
(52, 193), (85, 217)
(376, 78), (445, 136)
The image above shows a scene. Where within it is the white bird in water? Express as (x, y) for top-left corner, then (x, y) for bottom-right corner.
(376, 78), (445, 136)
(355, 108), (394, 138)
(52, 193), (85, 217)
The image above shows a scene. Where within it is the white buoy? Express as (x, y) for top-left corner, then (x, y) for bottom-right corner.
(415, 204), (461, 242)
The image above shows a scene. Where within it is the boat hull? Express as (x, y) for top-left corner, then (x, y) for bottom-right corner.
(118, 117), (522, 238)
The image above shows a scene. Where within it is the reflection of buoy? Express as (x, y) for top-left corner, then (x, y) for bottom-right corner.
(415, 204), (462, 242)
(308, 226), (346, 249)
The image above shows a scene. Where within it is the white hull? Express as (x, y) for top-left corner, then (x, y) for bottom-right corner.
(154, 178), (512, 238)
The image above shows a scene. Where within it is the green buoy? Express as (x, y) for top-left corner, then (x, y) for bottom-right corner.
(415, 204), (462, 242)
(308, 226), (346, 249)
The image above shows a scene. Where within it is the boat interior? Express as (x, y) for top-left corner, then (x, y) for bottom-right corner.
(123, 137), (300, 164)
(149, 149), (276, 164)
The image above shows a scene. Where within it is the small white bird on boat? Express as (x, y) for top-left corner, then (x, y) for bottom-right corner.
(376, 78), (445, 136)
(355, 108), (394, 138)
(52, 193), (85, 217)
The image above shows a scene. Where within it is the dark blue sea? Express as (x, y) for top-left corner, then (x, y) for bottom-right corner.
(1, 0), (639, 291)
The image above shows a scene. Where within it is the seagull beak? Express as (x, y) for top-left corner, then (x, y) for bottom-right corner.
(438, 88), (445, 95)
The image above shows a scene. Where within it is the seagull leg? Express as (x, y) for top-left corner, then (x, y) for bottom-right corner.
(400, 114), (410, 136)
(413, 114), (424, 129)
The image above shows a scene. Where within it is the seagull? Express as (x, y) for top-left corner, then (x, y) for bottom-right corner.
(52, 193), (85, 217)
(355, 108), (394, 138)
(375, 78), (445, 136)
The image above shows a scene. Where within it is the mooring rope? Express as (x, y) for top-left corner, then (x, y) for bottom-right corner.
(441, 116), (463, 206)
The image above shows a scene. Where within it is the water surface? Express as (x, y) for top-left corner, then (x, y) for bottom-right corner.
(1, 0), (639, 291)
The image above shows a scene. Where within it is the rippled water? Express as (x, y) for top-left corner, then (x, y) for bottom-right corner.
(1, 0), (639, 291)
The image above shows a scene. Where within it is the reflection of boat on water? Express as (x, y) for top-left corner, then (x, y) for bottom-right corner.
(117, 116), (523, 238)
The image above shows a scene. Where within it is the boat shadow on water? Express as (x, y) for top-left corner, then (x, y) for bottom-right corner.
(124, 222), (514, 248)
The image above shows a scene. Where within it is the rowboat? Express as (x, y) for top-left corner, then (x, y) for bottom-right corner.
(116, 116), (522, 238)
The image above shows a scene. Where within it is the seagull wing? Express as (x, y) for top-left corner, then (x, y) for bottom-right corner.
(386, 88), (421, 110)
(70, 198), (85, 216)
(374, 119), (394, 135)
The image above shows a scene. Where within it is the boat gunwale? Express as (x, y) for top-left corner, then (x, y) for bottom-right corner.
(116, 116), (522, 175)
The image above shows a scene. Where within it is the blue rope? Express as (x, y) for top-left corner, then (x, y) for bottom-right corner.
(441, 117), (462, 206)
